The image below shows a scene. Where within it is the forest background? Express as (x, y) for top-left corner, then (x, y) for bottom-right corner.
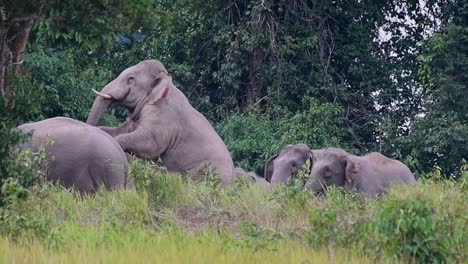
(1, 0), (466, 180)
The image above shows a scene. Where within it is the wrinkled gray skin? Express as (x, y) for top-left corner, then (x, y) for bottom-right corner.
(307, 148), (416, 197)
(17, 117), (129, 194)
(87, 60), (235, 184)
(264, 144), (312, 184)
(234, 167), (271, 189)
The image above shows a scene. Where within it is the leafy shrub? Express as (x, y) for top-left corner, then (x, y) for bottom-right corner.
(1, 148), (49, 206)
(369, 197), (446, 262)
(25, 46), (110, 122)
(236, 221), (283, 251)
(0, 75), (44, 206)
(305, 181), (467, 263)
(129, 158), (186, 211)
(0, 206), (55, 244)
(0, 139), (53, 245)
(306, 188), (365, 249)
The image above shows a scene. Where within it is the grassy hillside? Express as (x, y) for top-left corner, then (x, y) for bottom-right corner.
(0, 159), (466, 263)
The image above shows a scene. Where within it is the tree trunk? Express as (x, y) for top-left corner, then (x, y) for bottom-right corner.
(248, 48), (263, 106)
(0, 15), (11, 97)
(0, 16), (35, 97)
(247, 6), (266, 107)
(9, 17), (35, 73)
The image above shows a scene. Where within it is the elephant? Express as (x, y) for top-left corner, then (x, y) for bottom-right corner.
(86, 59), (235, 184)
(234, 167), (271, 188)
(17, 117), (129, 194)
(263, 144), (312, 184)
(306, 148), (416, 197)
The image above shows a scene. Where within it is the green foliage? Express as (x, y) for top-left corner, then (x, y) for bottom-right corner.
(129, 158), (186, 211)
(304, 181), (467, 263)
(399, 1), (468, 177)
(25, 46), (109, 121)
(370, 197), (445, 262)
(217, 98), (354, 173)
(0, 205), (54, 244)
(1, 148), (49, 205)
(0, 143), (53, 245)
(237, 221), (282, 252)
(30, 0), (157, 50)
(306, 189), (365, 249)
(12, 0), (462, 178)
(0, 76), (45, 206)
(0, 75), (53, 242)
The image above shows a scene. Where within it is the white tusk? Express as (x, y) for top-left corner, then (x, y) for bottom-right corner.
(92, 89), (112, 99)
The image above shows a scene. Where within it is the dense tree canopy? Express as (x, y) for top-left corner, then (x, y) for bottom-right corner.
(1, 0), (466, 177)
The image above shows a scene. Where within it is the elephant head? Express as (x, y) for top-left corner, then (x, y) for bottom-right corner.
(87, 60), (173, 125)
(263, 143), (312, 184)
(307, 148), (354, 192)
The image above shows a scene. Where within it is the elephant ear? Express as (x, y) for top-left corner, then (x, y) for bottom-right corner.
(345, 155), (361, 185)
(306, 150), (314, 175)
(148, 74), (172, 105)
(263, 154), (278, 183)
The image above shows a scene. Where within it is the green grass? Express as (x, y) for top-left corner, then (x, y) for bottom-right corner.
(0, 228), (373, 263)
(0, 159), (466, 263)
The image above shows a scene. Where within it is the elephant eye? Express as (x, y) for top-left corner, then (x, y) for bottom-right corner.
(152, 77), (162, 87)
(323, 167), (332, 178)
(291, 162), (297, 168)
(127, 76), (135, 85)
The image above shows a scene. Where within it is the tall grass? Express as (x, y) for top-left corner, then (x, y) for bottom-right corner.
(0, 231), (373, 264)
(0, 159), (466, 263)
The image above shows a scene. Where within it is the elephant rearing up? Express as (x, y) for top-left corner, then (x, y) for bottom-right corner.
(87, 60), (235, 184)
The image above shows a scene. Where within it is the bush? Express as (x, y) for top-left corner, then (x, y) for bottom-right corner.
(25, 46), (110, 122)
(0, 138), (53, 245)
(129, 158), (186, 211)
(304, 181), (467, 263)
(0, 75), (44, 206)
(369, 197), (446, 262)
(306, 188), (365, 249)
(0, 206), (54, 244)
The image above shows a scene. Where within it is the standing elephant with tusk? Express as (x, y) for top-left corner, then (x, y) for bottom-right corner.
(263, 144), (313, 184)
(306, 148), (416, 197)
(17, 117), (129, 194)
(87, 60), (235, 184)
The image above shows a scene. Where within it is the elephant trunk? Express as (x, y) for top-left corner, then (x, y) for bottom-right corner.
(270, 168), (291, 184)
(87, 96), (111, 126)
(306, 177), (323, 192)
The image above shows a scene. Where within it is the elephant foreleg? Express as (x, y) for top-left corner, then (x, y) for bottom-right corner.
(115, 127), (167, 161)
(98, 119), (132, 137)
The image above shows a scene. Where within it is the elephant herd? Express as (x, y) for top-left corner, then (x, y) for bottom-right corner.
(17, 59), (416, 197)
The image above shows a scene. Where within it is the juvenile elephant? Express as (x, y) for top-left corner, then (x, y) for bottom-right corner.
(234, 167), (271, 188)
(306, 148), (416, 197)
(263, 144), (312, 184)
(17, 117), (129, 194)
(87, 60), (235, 184)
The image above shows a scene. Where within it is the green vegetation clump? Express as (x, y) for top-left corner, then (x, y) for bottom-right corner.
(0, 77), (44, 206)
